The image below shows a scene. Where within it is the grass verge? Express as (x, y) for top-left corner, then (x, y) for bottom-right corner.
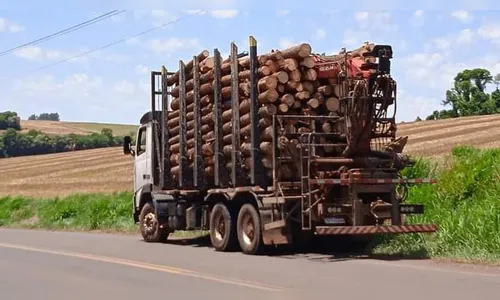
(370, 146), (500, 264)
(0, 192), (207, 238)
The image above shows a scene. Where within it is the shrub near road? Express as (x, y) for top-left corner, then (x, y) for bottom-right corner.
(373, 146), (500, 262)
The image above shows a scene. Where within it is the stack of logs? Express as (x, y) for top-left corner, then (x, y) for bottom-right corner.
(166, 43), (351, 185)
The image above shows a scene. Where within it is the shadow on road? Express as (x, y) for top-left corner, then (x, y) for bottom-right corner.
(164, 233), (430, 263)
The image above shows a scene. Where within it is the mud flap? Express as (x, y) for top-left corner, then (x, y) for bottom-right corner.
(262, 220), (292, 246)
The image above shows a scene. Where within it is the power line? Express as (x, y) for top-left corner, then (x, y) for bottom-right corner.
(0, 10), (126, 57)
(21, 10), (206, 75)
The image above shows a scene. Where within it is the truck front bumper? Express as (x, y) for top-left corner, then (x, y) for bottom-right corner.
(315, 224), (438, 235)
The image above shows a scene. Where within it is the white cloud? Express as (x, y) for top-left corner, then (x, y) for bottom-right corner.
(13, 73), (103, 97)
(352, 11), (397, 32)
(410, 10), (425, 27)
(276, 10), (290, 17)
(342, 29), (371, 48)
(278, 38), (294, 49)
(113, 80), (136, 94)
(477, 23), (500, 44)
(6, 73), (148, 124)
(414, 10), (424, 17)
(209, 10), (238, 19)
(451, 10), (473, 23)
(424, 28), (475, 52)
(457, 29), (474, 44)
(12, 46), (129, 64)
(135, 64), (149, 75)
(397, 92), (442, 122)
(13, 46), (87, 63)
(182, 9), (238, 19)
(0, 17), (25, 33)
(313, 28), (327, 41)
(146, 38), (201, 54)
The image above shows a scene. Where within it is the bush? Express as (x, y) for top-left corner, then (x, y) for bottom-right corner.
(0, 111), (21, 130)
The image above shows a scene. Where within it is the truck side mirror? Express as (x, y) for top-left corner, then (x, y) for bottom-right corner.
(123, 136), (134, 156)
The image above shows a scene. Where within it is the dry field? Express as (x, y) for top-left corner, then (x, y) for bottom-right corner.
(1, 114), (500, 198)
(15, 120), (138, 136)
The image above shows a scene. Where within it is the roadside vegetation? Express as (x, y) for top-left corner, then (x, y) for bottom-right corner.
(1, 146), (499, 262)
(371, 146), (500, 263)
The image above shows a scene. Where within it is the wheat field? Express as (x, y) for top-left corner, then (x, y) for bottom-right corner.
(2, 115), (500, 198)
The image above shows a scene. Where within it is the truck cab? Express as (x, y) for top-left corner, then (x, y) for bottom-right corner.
(123, 115), (164, 236)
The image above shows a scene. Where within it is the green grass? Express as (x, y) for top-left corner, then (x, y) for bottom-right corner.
(0, 192), (137, 232)
(0, 192), (207, 238)
(371, 146), (500, 263)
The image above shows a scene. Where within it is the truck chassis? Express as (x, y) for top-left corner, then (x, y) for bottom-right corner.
(124, 36), (438, 255)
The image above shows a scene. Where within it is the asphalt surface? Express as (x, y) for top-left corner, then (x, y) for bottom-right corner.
(1, 229), (499, 300)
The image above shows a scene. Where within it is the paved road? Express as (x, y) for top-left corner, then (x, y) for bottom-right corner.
(1, 229), (499, 300)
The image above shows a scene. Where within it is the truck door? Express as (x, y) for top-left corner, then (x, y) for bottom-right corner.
(134, 124), (152, 192)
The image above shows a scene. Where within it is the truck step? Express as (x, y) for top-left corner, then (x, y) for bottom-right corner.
(262, 195), (303, 204)
(264, 220), (286, 231)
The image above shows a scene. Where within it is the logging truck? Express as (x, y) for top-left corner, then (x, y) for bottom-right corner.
(122, 36), (438, 255)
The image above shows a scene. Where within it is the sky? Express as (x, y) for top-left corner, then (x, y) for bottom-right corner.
(1, 4), (500, 125)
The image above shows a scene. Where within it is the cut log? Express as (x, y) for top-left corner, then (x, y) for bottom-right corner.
(325, 97), (340, 112)
(283, 58), (298, 72)
(279, 103), (289, 113)
(318, 85), (333, 96)
(273, 71), (289, 84)
(302, 81), (314, 94)
(333, 84), (342, 98)
(281, 94), (295, 107)
(296, 91), (310, 101)
(302, 68), (317, 81)
(300, 56), (315, 68)
(258, 75), (278, 91)
(280, 43), (312, 59)
(166, 50), (210, 86)
(288, 69), (301, 82)
(258, 89), (279, 104)
(265, 60), (279, 73)
(307, 98), (321, 109)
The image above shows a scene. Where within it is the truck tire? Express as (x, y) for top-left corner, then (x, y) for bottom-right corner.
(237, 203), (264, 255)
(139, 202), (169, 243)
(209, 203), (238, 252)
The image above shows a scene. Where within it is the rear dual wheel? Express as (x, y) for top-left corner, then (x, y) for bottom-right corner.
(209, 202), (264, 255)
(237, 204), (264, 255)
(209, 203), (238, 252)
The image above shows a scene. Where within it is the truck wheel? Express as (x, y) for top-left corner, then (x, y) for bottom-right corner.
(139, 202), (169, 243)
(237, 203), (264, 255)
(209, 203), (238, 252)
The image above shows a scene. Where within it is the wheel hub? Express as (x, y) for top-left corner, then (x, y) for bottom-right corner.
(143, 212), (157, 234)
(242, 213), (254, 245)
(214, 212), (225, 241)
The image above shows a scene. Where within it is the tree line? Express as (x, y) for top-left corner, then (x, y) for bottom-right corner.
(424, 69), (500, 120)
(0, 127), (124, 158)
(28, 112), (60, 121)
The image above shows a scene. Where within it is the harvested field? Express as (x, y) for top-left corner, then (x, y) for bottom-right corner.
(0, 148), (134, 198)
(14, 120), (138, 136)
(1, 114), (500, 198)
(398, 114), (500, 157)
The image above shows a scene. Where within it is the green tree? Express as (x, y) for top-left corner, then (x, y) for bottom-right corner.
(429, 68), (497, 120)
